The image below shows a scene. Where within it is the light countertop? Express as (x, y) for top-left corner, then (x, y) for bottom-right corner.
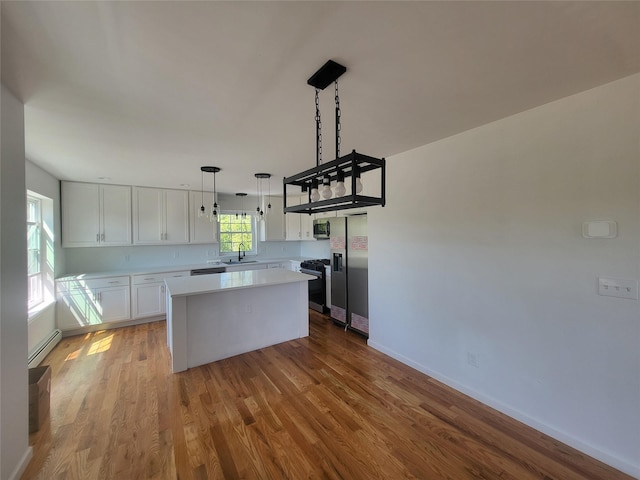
(164, 268), (315, 297)
(57, 257), (314, 281)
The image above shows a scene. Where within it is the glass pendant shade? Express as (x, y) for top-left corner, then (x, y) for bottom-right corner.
(333, 169), (345, 197)
(310, 178), (320, 202)
(201, 166), (221, 222)
(354, 167), (363, 194)
(321, 175), (332, 199)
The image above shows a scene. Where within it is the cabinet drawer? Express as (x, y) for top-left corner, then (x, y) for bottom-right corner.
(59, 276), (130, 291)
(132, 271), (189, 285)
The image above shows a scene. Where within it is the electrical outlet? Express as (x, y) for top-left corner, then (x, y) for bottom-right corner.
(598, 277), (638, 300)
(173, 251), (179, 259)
(124, 254), (130, 262)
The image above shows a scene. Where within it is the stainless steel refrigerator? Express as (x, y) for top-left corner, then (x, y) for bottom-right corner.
(329, 214), (369, 337)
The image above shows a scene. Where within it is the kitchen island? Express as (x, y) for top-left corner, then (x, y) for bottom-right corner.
(164, 268), (314, 372)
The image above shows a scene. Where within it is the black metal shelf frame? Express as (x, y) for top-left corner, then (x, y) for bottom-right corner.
(283, 150), (385, 215)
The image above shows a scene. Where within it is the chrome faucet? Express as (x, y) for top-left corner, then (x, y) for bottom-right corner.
(238, 243), (245, 262)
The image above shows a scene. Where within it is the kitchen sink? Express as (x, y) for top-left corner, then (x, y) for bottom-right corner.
(223, 260), (258, 265)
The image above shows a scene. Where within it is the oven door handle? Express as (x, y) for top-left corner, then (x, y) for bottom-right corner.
(300, 268), (322, 277)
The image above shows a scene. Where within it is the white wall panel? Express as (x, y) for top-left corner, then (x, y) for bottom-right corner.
(368, 74), (640, 477)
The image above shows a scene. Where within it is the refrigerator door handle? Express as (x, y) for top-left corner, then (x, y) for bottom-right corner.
(333, 253), (343, 272)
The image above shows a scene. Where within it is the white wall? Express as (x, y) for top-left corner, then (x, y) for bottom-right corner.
(26, 161), (63, 356)
(26, 160), (64, 276)
(368, 74), (640, 477)
(64, 241), (302, 274)
(1, 84), (32, 478)
(300, 238), (330, 259)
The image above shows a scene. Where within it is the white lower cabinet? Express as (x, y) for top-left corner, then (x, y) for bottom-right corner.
(132, 271), (190, 319)
(289, 260), (301, 272)
(267, 262), (286, 269)
(56, 276), (131, 331)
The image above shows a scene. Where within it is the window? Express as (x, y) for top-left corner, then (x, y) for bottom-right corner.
(27, 195), (43, 308)
(218, 213), (256, 256)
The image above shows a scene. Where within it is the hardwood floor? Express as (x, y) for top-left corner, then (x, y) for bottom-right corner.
(23, 311), (631, 479)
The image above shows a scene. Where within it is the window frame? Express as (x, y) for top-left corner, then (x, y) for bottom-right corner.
(27, 194), (44, 309)
(217, 211), (258, 257)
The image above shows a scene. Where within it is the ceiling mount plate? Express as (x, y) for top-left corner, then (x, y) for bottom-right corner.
(307, 60), (346, 90)
(201, 166), (220, 173)
(254, 173), (271, 179)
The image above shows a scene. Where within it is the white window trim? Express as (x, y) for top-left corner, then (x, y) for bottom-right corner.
(27, 191), (55, 318)
(27, 194), (44, 311)
(218, 211), (258, 258)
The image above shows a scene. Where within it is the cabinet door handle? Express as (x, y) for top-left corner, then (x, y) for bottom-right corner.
(108, 281), (119, 284)
(101, 233), (105, 241)
(144, 277), (155, 281)
(96, 233), (100, 242)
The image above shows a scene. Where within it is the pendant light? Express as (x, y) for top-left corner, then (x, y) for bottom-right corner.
(201, 166), (221, 222)
(198, 168), (206, 217)
(235, 193), (247, 218)
(255, 173), (271, 242)
(334, 169), (346, 197)
(310, 178), (320, 203)
(354, 166), (363, 194)
(321, 174), (332, 199)
(283, 60), (386, 215)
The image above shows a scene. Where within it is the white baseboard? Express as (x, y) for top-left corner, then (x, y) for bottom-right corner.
(9, 446), (33, 480)
(60, 315), (164, 338)
(28, 329), (61, 367)
(367, 340), (640, 479)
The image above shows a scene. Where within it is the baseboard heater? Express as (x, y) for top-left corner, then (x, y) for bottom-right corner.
(28, 329), (62, 368)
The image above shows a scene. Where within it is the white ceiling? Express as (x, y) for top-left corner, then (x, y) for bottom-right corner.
(2, 1), (639, 195)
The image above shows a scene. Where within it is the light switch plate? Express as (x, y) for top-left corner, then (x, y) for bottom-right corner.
(582, 221), (616, 238)
(598, 277), (638, 300)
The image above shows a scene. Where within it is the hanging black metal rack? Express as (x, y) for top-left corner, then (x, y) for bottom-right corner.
(283, 150), (385, 214)
(283, 60), (386, 215)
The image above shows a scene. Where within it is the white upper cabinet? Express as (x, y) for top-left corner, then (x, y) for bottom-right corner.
(285, 195), (301, 241)
(62, 182), (132, 247)
(133, 187), (189, 244)
(300, 206), (314, 240)
(264, 196), (285, 241)
(189, 191), (218, 244)
(284, 195), (315, 241)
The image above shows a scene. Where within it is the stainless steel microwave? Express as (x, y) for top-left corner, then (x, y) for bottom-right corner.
(313, 218), (330, 239)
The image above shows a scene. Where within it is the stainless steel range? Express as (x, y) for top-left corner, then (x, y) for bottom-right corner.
(300, 259), (329, 312)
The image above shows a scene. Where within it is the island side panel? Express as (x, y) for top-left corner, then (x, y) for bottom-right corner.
(186, 281), (309, 369)
(166, 294), (188, 372)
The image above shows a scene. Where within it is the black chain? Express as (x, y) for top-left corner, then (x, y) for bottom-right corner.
(315, 88), (322, 165)
(335, 80), (341, 158)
